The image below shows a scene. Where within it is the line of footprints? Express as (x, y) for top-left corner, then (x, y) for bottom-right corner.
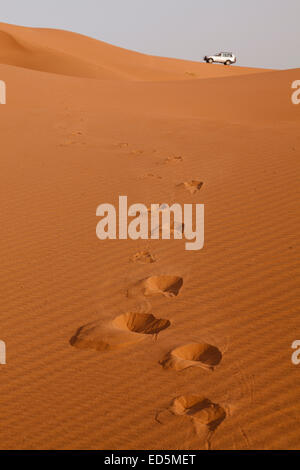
(70, 148), (226, 449)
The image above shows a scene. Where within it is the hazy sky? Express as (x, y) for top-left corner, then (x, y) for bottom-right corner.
(1, 0), (299, 69)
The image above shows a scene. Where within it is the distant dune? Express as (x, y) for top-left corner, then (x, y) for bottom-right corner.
(0, 22), (270, 80)
(0, 22), (299, 451)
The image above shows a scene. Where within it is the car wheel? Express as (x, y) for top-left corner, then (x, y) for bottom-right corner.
(225, 60), (231, 65)
(208, 58), (213, 64)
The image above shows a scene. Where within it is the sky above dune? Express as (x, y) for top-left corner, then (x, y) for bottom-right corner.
(1, 0), (299, 69)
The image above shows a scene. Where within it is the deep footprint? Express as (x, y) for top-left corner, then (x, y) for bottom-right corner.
(159, 343), (222, 371)
(130, 251), (156, 264)
(156, 394), (226, 450)
(171, 394), (226, 433)
(113, 312), (170, 335)
(70, 312), (170, 352)
(127, 275), (183, 298)
(179, 181), (203, 194)
(164, 155), (183, 164)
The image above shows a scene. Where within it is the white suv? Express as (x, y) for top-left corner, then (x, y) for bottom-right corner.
(204, 52), (236, 65)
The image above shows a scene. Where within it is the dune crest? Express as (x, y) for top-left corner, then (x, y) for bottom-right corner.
(0, 22), (270, 80)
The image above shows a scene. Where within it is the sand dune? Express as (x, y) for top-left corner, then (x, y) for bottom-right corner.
(0, 22), (270, 81)
(0, 23), (299, 450)
(0, 61), (297, 125)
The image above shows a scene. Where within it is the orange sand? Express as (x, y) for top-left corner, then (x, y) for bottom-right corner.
(0, 22), (299, 450)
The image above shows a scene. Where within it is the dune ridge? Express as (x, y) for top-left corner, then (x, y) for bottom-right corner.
(0, 22), (271, 81)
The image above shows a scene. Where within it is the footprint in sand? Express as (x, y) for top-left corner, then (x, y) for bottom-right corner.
(130, 149), (144, 157)
(115, 142), (144, 156)
(138, 173), (162, 180)
(130, 251), (156, 264)
(164, 156), (183, 164)
(60, 140), (86, 147)
(114, 312), (170, 335)
(59, 130), (85, 147)
(171, 395), (226, 429)
(140, 204), (184, 237)
(70, 130), (83, 136)
(150, 221), (184, 238)
(156, 394), (226, 450)
(116, 142), (129, 148)
(127, 275), (183, 299)
(70, 312), (170, 352)
(178, 181), (204, 195)
(159, 343), (222, 371)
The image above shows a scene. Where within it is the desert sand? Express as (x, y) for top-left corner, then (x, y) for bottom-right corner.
(0, 22), (299, 450)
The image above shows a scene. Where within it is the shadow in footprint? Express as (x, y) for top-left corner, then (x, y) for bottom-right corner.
(178, 181), (203, 195)
(113, 312), (170, 335)
(159, 343), (222, 371)
(127, 275), (183, 299)
(164, 156), (183, 164)
(70, 312), (170, 352)
(130, 251), (156, 264)
(156, 394), (226, 450)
